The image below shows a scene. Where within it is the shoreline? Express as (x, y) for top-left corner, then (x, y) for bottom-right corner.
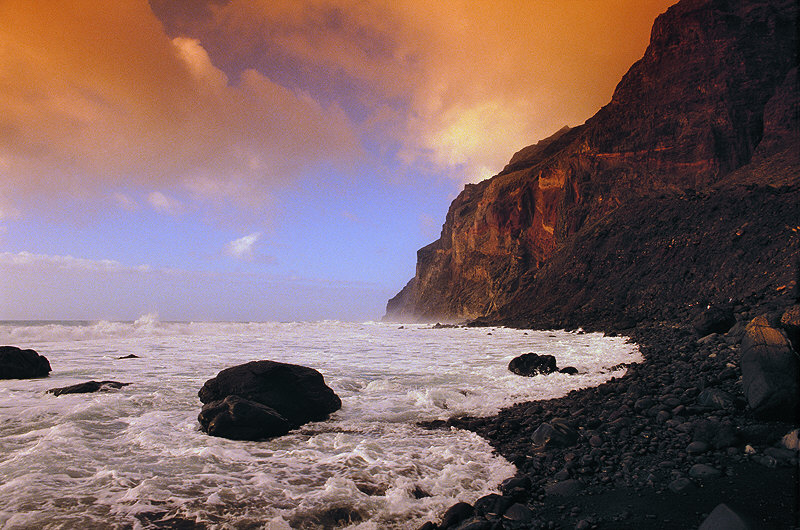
(420, 305), (799, 529)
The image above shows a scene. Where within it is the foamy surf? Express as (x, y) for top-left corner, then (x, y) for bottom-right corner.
(0, 319), (640, 528)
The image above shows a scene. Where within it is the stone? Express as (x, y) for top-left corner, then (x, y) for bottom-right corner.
(668, 477), (694, 493)
(559, 366), (579, 375)
(740, 316), (800, 420)
(198, 395), (291, 440)
(698, 503), (751, 530)
(508, 353), (558, 376)
(545, 479), (583, 497)
(531, 419), (577, 450)
(781, 428), (800, 451)
(117, 354), (139, 359)
(689, 464), (721, 479)
(696, 389), (735, 410)
(473, 494), (513, 517)
(686, 441), (708, 454)
(198, 360), (341, 440)
(503, 503), (533, 522)
(693, 305), (735, 337)
(780, 304), (800, 350)
(0, 346), (51, 379)
(48, 380), (130, 396)
(439, 502), (474, 529)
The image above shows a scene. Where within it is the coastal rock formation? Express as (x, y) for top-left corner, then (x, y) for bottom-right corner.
(385, 0), (799, 325)
(47, 381), (130, 396)
(508, 353), (558, 376)
(0, 346), (51, 379)
(198, 360), (341, 440)
(740, 315), (799, 420)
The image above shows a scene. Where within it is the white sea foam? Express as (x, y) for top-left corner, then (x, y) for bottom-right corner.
(0, 319), (640, 529)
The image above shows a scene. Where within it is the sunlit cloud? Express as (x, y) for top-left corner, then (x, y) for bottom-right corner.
(226, 232), (261, 260)
(0, 0), (360, 215)
(112, 192), (139, 211)
(148, 191), (185, 215)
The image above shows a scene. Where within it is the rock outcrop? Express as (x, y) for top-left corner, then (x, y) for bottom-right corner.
(198, 360), (341, 440)
(0, 346), (51, 379)
(385, 0), (799, 325)
(508, 353), (558, 377)
(47, 381), (130, 396)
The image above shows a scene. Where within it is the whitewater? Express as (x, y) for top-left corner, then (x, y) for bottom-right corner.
(0, 317), (641, 529)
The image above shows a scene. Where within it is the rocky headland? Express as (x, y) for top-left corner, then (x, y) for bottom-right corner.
(387, 0), (800, 528)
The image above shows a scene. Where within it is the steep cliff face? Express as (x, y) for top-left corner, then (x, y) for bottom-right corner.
(386, 0), (798, 323)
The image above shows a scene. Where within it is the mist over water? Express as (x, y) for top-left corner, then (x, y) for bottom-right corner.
(0, 318), (640, 529)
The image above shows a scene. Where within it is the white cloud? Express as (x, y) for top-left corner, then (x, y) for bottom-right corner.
(226, 232), (261, 260)
(112, 192), (139, 211)
(0, 251), (152, 273)
(148, 191), (184, 215)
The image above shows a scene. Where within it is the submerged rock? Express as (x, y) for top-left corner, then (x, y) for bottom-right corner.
(508, 353), (558, 376)
(198, 360), (341, 440)
(0, 346), (51, 379)
(48, 380), (130, 396)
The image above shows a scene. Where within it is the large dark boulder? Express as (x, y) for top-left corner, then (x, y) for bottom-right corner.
(198, 360), (341, 440)
(198, 395), (291, 440)
(48, 380), (130, 396)
(693, 304), (735, 336)
(0, 346), (51, 379)
(740, 316), (800, 421)
(508, 353), (558, 376)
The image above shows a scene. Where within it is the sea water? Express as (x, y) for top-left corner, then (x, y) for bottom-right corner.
(0, 317), (641, 529)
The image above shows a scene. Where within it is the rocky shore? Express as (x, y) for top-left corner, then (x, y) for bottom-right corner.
(418, 295), (799, 529)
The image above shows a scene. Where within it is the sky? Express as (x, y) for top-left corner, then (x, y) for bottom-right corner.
(0, 0), (676, 322)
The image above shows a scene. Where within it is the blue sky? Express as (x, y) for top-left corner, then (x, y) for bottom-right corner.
(0, 0), (675, 321)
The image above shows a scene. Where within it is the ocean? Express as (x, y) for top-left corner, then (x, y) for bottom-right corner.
(0, 317), (640, 529)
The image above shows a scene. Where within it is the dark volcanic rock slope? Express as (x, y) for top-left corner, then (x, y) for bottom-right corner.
(386, 0), (799, 324)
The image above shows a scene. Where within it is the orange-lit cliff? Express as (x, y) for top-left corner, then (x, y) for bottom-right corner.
(386, 0), (799, 326)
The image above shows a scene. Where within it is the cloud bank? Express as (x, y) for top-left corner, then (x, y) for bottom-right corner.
(1, 0), (675, 218)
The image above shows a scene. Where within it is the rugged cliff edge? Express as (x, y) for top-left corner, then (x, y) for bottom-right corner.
(385, 0), (799, 326)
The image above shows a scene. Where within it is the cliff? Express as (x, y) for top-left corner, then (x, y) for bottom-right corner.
(386, 0), (799, 326)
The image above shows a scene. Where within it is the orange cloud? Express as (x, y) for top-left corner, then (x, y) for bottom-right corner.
(155, 0), (676, 182)
(1, 0), (676, 216)
(0, 0), (360, 211)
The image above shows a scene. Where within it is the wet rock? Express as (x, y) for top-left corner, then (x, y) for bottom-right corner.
(440, 502), (474, 529)
(740, 316), (800, 420)
(198, 360), (341, 440)
(198, 395), (291, 440)
(559, 366), (579, 375)
(117, 354), (139, 359)
(698, 503), (750, 530)
(48, 380), (130, 396)
(473, 494), (513, 516)
(0, 346), (51, 379)
(508, 353), (558, 376)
